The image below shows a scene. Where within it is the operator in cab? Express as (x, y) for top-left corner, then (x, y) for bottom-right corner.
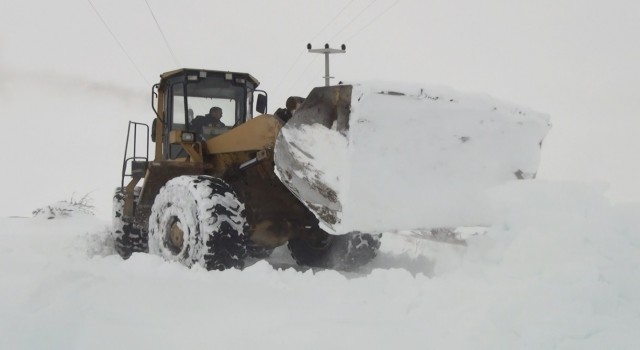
(191, 106), (226, 139)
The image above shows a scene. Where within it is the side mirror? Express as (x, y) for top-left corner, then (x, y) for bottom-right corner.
(151, 118), (157, 143)
(256, 93), (267, 114)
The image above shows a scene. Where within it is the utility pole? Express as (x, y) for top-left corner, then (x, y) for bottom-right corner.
(307, 43), (346, 86)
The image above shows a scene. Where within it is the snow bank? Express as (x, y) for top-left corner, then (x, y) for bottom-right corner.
(276, 81), (551, 234)
(0, 181), (638, 349)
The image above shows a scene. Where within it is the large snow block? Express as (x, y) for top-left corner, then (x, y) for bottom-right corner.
(275, 82), (551, 234)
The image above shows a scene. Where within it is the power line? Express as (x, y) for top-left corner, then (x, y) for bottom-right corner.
(284, 1), (378, 91)
(144, 0), (181, 67)
(295, 64), (325, 96)
(271, 48), (306, 94)
(307, 44), (347, 86)
(86, 0), (149, 85)
(309, 0), (356, 43)
(329, 0), (379, 42)
(345, 0), (401, 43)
(288, 55), (321, 94)
(272, 1), (356, 97)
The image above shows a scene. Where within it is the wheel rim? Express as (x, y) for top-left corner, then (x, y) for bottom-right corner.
(166, 217), (185, 254)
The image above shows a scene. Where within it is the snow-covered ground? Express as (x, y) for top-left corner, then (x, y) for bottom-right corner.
(1, 180), (638, 349)
(1, 1), (639, 348)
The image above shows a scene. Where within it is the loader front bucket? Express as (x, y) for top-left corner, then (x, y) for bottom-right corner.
(274, 85), (353, 228)
(275, 82), (551, 235)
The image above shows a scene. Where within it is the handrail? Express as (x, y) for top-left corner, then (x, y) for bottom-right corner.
(121, 121), (150, 188)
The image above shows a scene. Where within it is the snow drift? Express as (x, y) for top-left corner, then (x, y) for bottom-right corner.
(0, 181), (638, 349)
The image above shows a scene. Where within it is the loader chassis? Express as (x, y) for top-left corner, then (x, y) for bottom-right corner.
(132, 150), (320, 249)
(116, 68), (381, 271)
(122, 69), (323, 250)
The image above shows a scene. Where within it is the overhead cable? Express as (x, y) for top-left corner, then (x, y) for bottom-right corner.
(329, 0), (379, 42)
(271, 49), (306, 94)
(272, 0), (356, 96)
(345, 0), (402, 43)
(288, 55), (321, 94)
(144, 0), (181, 67)
(86, 0), (149, 85)
(309, 0), (356, 43)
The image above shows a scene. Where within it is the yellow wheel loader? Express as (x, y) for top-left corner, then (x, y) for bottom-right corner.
(114, 68), (550, 271)
(114, 69), (380, 271)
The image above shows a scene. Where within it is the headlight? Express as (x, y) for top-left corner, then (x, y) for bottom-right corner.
(181, 132), (195, 142)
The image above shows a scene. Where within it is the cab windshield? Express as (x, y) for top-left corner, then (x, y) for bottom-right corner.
(170, 74), (247, 134)
(166, 72), (252, 158)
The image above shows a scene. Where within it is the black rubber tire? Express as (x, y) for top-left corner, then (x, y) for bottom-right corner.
(112, 187), (148, 258)
(288, 230), (381, 271)
(246, 242), (274, 259)
(148, 175), (248, 271)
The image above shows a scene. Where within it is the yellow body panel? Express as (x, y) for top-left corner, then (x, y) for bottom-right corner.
(205, 115), (282, 154)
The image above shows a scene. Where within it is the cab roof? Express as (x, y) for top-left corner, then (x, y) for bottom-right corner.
(160, 68), (260, 86)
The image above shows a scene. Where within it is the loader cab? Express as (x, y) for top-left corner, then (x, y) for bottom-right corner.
(156, 69), (263, 160)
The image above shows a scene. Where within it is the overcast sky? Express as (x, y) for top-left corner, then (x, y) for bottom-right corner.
(1, 0), (638, 218)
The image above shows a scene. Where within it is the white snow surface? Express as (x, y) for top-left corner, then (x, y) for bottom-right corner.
(277, 81), (551, 234)
(1, 181), (639, 349)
